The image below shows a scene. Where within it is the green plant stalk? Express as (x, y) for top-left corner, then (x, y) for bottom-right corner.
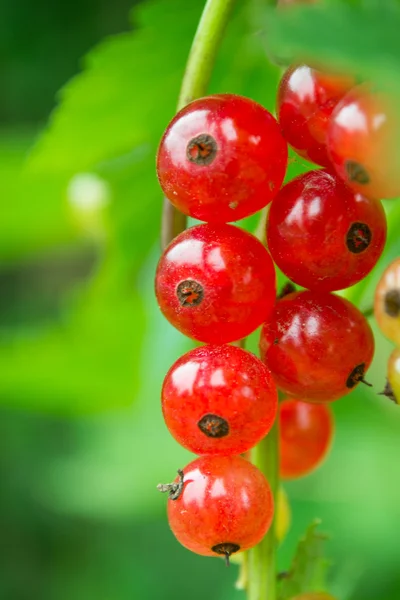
(161, 0), (236, 249)
(247, 418), (279, 600)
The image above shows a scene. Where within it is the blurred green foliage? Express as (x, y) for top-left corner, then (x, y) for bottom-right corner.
(2, 0), (400, 599)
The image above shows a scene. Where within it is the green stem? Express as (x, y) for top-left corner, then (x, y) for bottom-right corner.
(177, 0), (236, 109)
(161, 0), (236, 249)
(247, 419), (279, 600)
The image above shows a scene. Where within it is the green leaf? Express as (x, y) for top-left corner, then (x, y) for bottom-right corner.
(28, 0), (280, 175)
(1, 0), (283, 413)
(262, 1), (400, 93)
(0, 130), (77, 260)
(0, 254), (147, 413)
(278, 520), (330, 600)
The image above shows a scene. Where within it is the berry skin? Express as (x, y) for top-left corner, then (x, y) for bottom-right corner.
(229, 485), (290, 573)
(277, 64), (355, 167)
(157, 94), (288, 223)
(328, 85), (400, 199)
(162, 345), (277, 455)
(166, 455), (273, 560)
(374, 258), (400, 346)
(155, 223), (276, 344)
(266, 169), (387, 292)
(259, 290), (374, 401)
(280, 398), (334, 479)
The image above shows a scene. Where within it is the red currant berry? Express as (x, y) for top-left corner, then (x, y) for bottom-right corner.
(266, 169), (387, 292)
(155, 223), (276, 343)
(280, 398), (334, 479)
(162, 345), (277, 455)
(166, 455), (273, 560)
(374, 258), (400, 346)
(277, 64), (355, 167)
(259, 290), (374, 401)
(328, 85), (400, 199)
(157, 94), (288, 223)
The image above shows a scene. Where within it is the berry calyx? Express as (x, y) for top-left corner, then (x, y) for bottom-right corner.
(280, 399), (334, 479)
(327, 85), (400, 199)
(162, 345), (278, 455)
(155, 223), (277, 344)
(266, 170), (386, 292)
(277, 64), (355, 167)
(157, 469), (185, 500)
(165, 455), (274, 560)
(374, 258), (400, 346)
(157, 94), (288, 223)
(259, 290), (374, 401)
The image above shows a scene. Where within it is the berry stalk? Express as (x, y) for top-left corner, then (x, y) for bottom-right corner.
(161, 0), (236, 249)
(247, 418), (279, 600)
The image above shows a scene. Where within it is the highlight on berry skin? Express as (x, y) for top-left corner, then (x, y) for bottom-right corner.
(155, 223), (277, 344)
(374, 258), (400, 346)
(327, 85), (400, 200)
(161, 345), (278, 455)
(279, 399), (334, 480)
(165, 455), (274, 563)
(259, 290), (374, 401)
(157, 94), (288, 223)
(266, 169), (387, 292)
(277, 64), (355, 167)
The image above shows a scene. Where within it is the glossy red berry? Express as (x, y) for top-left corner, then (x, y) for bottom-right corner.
(280, 398), (334, 479)
(266, 169), (387, 292)
(162, 345), (277, 455)
(259, 290), (374, 401)
(166, 455), (273, 560)
(157, 94), (288, 223)
(374, 258), (400, 346)
(328, 85), (400, 199)
(277, 64), (355, 167)
(155, 223), (276, 343)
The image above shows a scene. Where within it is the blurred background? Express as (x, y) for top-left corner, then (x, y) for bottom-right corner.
(2, 0), (400, 599)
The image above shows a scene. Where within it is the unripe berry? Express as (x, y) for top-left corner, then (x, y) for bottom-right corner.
(374, 258), (400, 346)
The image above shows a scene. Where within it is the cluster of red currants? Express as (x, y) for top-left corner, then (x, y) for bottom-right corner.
(154, 61), (397, 563)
